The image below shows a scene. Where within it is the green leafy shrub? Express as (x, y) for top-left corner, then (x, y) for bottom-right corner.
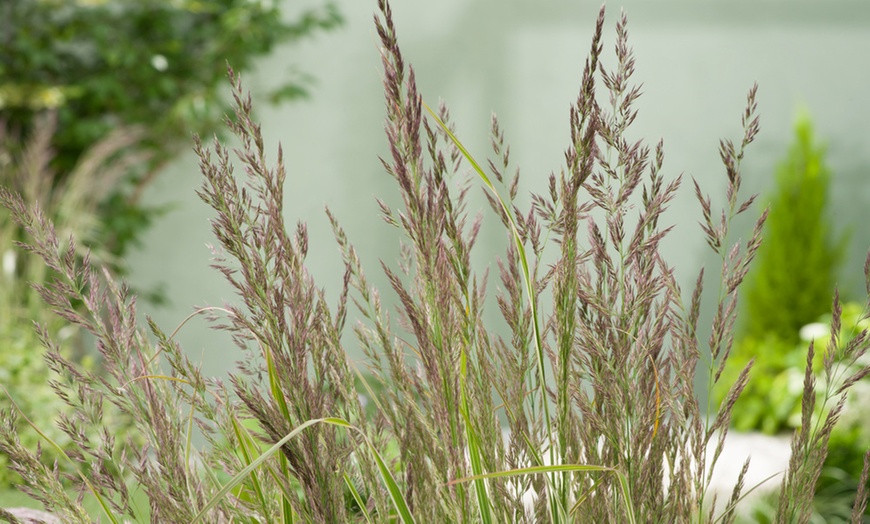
(0, 324), (77, 489)
(724, 299), (870, 439)
(0, 0), (342, 265)
(1, 2), (869, 523)
(720, 302), (870, 524)
(728, 302), (870, 523)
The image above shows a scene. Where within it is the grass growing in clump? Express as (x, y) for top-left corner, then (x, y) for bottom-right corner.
(2, 1), (870, 522)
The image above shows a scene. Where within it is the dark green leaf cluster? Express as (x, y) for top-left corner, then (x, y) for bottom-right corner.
(0, 0), (342, 262)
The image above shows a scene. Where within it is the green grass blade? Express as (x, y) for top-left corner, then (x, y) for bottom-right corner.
(344, 473), (374, 524)
(459, 397), (493, 524)
(279, 453), (295, 523)
(327, 418), (415, 524)
(448, 462), (636, 523)
(191, 417), (325, 523)
(613, 468), (637, 524)
(230, 416), (274, 523)
(365, 431), (416, 524)
(455, 293), (493, 523)
(421, 101), (548, 420)
(447, 463), (614, 486)
(569, 476), (604, 516)
(257, 335), (295, 520)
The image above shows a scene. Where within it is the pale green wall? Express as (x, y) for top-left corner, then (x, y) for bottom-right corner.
(128, 0), (870, 379)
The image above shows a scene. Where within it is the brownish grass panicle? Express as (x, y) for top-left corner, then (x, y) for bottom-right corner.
(194, 68), (368, 522)
(851, 450), (870, 523)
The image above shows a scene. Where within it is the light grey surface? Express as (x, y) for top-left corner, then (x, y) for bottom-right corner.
(128, 0), (870, 380)
(706, 431), (792, 515)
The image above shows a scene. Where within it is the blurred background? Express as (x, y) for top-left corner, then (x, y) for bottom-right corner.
(2, 0), (870, 519)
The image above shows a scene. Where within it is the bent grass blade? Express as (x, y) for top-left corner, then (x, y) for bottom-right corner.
(422, 100), (561, 517)
(191, 417), (415, 524)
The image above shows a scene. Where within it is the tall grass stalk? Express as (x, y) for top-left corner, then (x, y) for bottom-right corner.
(2, 1), (870, 523)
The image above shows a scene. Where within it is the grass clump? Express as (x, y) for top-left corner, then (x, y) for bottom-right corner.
(2, 1), (870, 522)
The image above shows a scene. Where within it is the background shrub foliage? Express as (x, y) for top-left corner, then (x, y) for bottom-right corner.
(0, 0), (342, 262)
(742, 114), (844, 343)
(2, 1), (870, 523)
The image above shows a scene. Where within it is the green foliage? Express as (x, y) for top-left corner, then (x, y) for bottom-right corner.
(721, 301), (870, 434)
(721, 335), (807, 434)
(0, 0), (342, 263)
(721, 301), (870, 520)
(0, 324), (76, 488)
(0, 111), (146, 491)
(742, 113), (844, 341)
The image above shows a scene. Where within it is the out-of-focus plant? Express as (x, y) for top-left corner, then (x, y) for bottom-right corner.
(0, 0), (342, 265)
(0, 112), (141, 488)
(722, 302), (869, 434)
(728, 301), (870, 523)
(715, 112), (869, 522)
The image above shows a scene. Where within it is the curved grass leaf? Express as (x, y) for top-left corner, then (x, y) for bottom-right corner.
(344, 472), (374, 524)
(191, 417), (415, 524)
(423, 100), (560, 518)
